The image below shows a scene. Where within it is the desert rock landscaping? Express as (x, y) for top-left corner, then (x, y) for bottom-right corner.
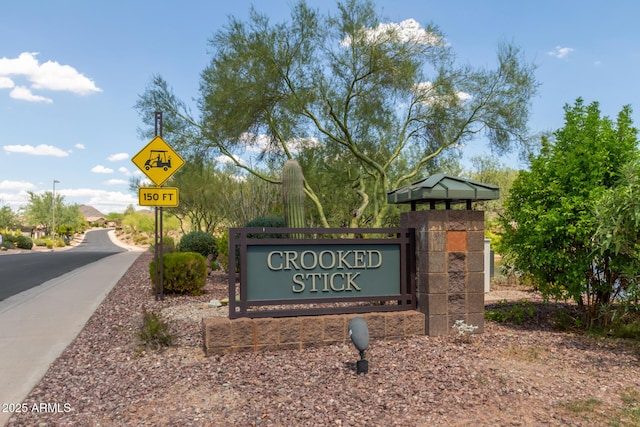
(7, 251), (640, 426)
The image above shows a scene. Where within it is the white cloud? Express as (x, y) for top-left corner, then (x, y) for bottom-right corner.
(59, 188), (138, 214)
(3, 144), (68, 157)
(0, 191), (30, 211)
(342, 19), (443, 47)
(91, 165), (114, 174)
(1, 185), (137, 214)
(413, 81), (472, 106)
(0, 76), (14, 89)
(287, 137), (321, 154)
(215, 154), (246, 166)
(118, 166), (132, 176)
(138, 177), (152, 186)
(75, 143), (86, 149)
(107, 152), (129, 162)
(240, 132), (272, 154)
(10, 86), (53, 103)
(32, 59), (101, 94)
(104, 179), (127, 185)
(0, 179), (36, 191)
(0, 52), (102, 103)
(238, 132), (320, 157)
(457, 92), (472, 102)
(548, 46), (575, 59)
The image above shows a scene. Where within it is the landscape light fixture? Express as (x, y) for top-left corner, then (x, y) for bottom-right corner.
(348, 317), (370, 374)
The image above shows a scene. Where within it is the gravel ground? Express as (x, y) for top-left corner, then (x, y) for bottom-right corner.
(7, 251), (640, 426)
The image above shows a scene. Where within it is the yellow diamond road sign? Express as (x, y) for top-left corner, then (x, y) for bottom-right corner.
(131, 136), (185, 186)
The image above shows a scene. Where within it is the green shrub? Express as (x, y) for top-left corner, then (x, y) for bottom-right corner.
(149, 252), (207, 295)
(33, 238), (58, 248)
(162, 236), (176, 253)
(138, 308), (174, 351)
(216, 231), (229, 272)
(134, 235), (151, 245)
(1, 238), (13, 250)
(55, 238), (66, 247)
(149, 235), (176, 254)
(611, 322), (640, 340)
(34, 238), (47, 247)
(3, 233), (16, 245)
(244, 216), (286, 238)
(552, 308), (583, 331)
(178, 231), (218, 259)
(485, 299), (535, 324)
(15, 235), (33, 250)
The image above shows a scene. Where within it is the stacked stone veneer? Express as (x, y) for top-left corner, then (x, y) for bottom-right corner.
(400, 210), (485, 336)
(203, 311), (425, 356)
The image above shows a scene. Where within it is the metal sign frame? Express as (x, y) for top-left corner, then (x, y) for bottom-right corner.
(228, 227), (415, 318)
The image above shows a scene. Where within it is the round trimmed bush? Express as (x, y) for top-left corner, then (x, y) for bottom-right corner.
(149, 252), (207, 295)
(178, 231), (218, 259)
(15, 235), (33, 250)
(244, 216), (286, 238)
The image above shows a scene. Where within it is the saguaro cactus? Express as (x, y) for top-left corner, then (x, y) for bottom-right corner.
(282, 159), (305, 237)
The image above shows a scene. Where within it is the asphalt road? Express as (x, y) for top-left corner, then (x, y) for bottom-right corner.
(0, 229), (125, 301)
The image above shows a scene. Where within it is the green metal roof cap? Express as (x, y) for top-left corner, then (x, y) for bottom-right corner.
(387, 173), (499, 206)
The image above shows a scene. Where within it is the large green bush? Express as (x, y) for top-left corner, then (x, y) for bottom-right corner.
(149, 252), (207, 295)
(244, 216), (285, 238)
(2, 233), (17, 246)
(501, 99), (639, 325)
(178, 231), (217, 259)
(15, 235), (33, 250)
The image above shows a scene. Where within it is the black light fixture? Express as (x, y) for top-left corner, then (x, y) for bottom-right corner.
(348, 317), (369, 374)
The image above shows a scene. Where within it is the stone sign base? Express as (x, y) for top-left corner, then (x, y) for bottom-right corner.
(203, 311), (425, 356)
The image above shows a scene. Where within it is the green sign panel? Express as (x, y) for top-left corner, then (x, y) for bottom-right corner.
(246, 244), (400, 301)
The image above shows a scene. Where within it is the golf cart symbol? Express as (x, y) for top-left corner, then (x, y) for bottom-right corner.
(144, 150), (172, 171)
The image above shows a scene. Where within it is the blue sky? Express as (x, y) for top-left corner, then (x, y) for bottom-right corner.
(2, 1), (639, 214)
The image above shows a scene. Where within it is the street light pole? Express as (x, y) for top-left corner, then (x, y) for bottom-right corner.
(52, 179), (59, 238)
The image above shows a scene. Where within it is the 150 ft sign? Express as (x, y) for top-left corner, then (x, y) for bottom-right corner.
(138, 187), (179, 207)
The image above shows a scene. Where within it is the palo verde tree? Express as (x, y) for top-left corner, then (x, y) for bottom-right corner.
(22, 191), (85, 235)
(135, 0), (537, 227)
(0, 204), (20, 230)
(23, 191), (64, 234)
(130, 158), (281, 231)
(166, 159), (228, 233)
(167, 159), (282, 231)
(55, 204), (86, 235)
(500, 99), (639, 325)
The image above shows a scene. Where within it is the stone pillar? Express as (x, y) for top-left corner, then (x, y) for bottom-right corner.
(400, 210), (485, 336)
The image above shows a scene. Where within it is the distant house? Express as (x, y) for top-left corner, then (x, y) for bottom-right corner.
(79, 205), (106, 227)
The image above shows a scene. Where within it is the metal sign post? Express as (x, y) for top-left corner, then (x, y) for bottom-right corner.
(154, 112), (164, 301)
(132, 112), (184, 301)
